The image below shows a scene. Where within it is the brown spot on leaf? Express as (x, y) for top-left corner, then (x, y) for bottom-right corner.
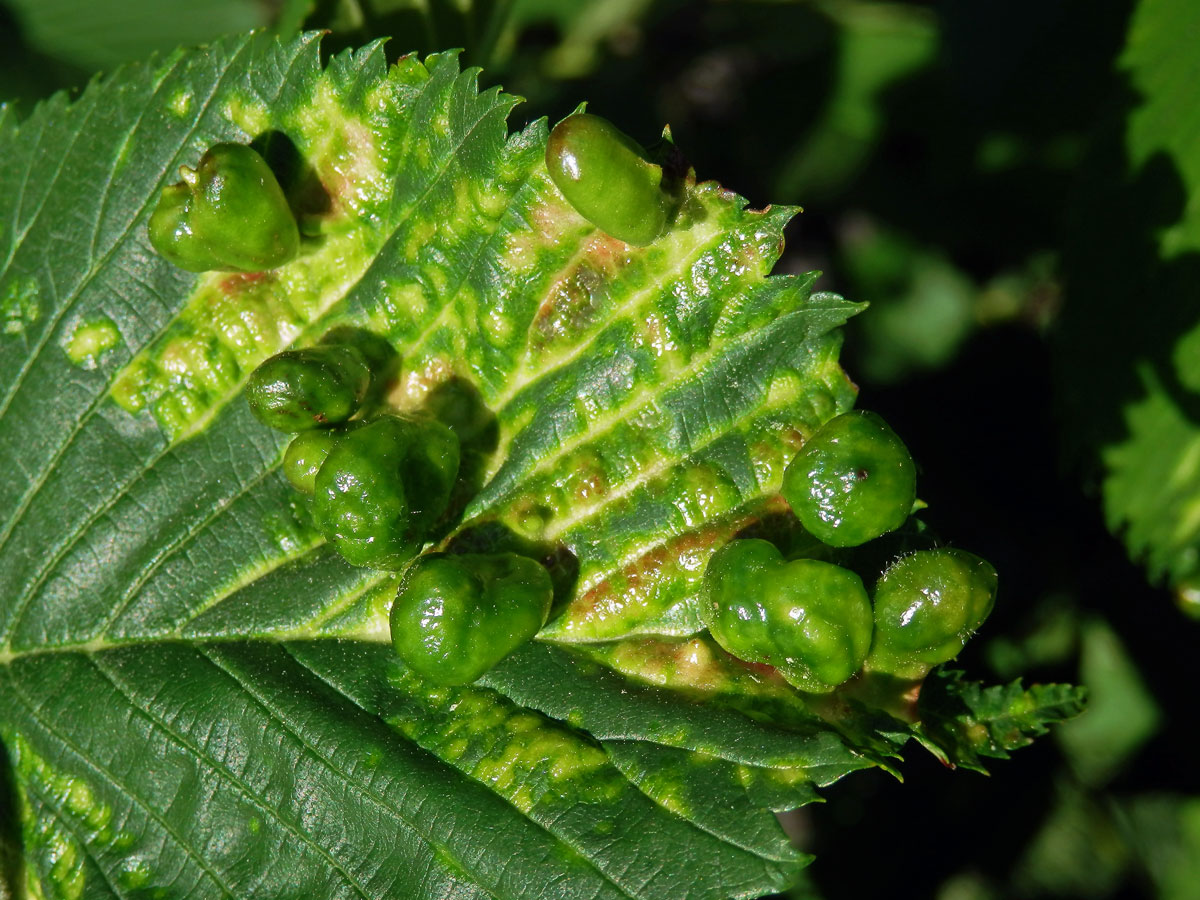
(218, 271), (269, 294)
(531, 263), (608, 345)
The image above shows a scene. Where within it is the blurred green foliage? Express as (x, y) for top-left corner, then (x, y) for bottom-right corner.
(1055, 0), (1200, 606)
(1, 1), (1196, 898)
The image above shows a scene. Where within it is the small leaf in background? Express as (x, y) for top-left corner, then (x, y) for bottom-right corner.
(773, 1), (936, 205)
(311, 0), (519, 68)
(1120, 794), (1200, 900)
(837, 218), (1063, 385)
(1055, 619), (1160, 787)
(0, 0), (271, 71)
(836, 219), (977, 384)
(984, 594), (1079, 680)
(501, 0), (654, 79)
(1011, 782), (1131, 899)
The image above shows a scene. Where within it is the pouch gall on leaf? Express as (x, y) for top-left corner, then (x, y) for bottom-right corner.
(148, 142), (300, 272)
(867, 548), (998, 679)
(782, 411), (917, 548)
(391, 553), (554, 685)
(246, 345), (371, 432)
(312, 415), (460, 569)
(702, 539), (874, 693)
(545, 113), (673, 247)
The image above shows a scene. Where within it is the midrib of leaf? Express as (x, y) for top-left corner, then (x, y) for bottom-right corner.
(0, 539), (400, 663)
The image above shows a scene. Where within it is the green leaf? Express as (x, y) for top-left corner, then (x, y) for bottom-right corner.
(1119, 793), (1200, 900)
(0, 0), (273, 71)
(774, 2), (937, 203)
(500, 0), (655, 79)
(915, 668), (1087, 773)
(1011, 781), (1131, 898)
(0, 31), (1077, 899)
(1055, 0), (1200, 601)
(1054, 619), (1159, 787)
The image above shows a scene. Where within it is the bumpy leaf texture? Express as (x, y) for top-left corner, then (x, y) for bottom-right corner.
(0, 33), (1078, 899)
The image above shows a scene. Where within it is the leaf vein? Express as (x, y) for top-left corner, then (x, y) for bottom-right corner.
(483, 303), (823, 532)
(490, 220), (723, 415)
(89, 652), (378, 900)
(86, 61), (180, 264)
(18, 773), (142, 900)
(5, 666), (239, 897)
(201, 643), (514, 900)
(0, 35), (254, 431)
(97, 463), (286, 639)
(0, 93), (93, 280)
(0, 38), (264, 633)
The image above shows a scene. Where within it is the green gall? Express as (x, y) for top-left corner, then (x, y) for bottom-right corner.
(390, 552), (553, 685)
(867, 548), (998, 679)
(246, 346), (371, 432)
(319, 326), (399, 383)
(545, 113), (672, 247)
(782, 411), (917, 548)
(283, 429), (339, 493)
(313, 415), (460, 569)
(702, 539), (874, 692)
(148, 142), (299, 273)
(148, 183), (211, 272)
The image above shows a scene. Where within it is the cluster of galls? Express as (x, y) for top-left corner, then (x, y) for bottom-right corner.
(245, 336), (551, 687)
(148, 141), (558, 689)
(541, 117), (998, 692)
(703, 412), (997, 692)
(153, 128), (994, 694)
